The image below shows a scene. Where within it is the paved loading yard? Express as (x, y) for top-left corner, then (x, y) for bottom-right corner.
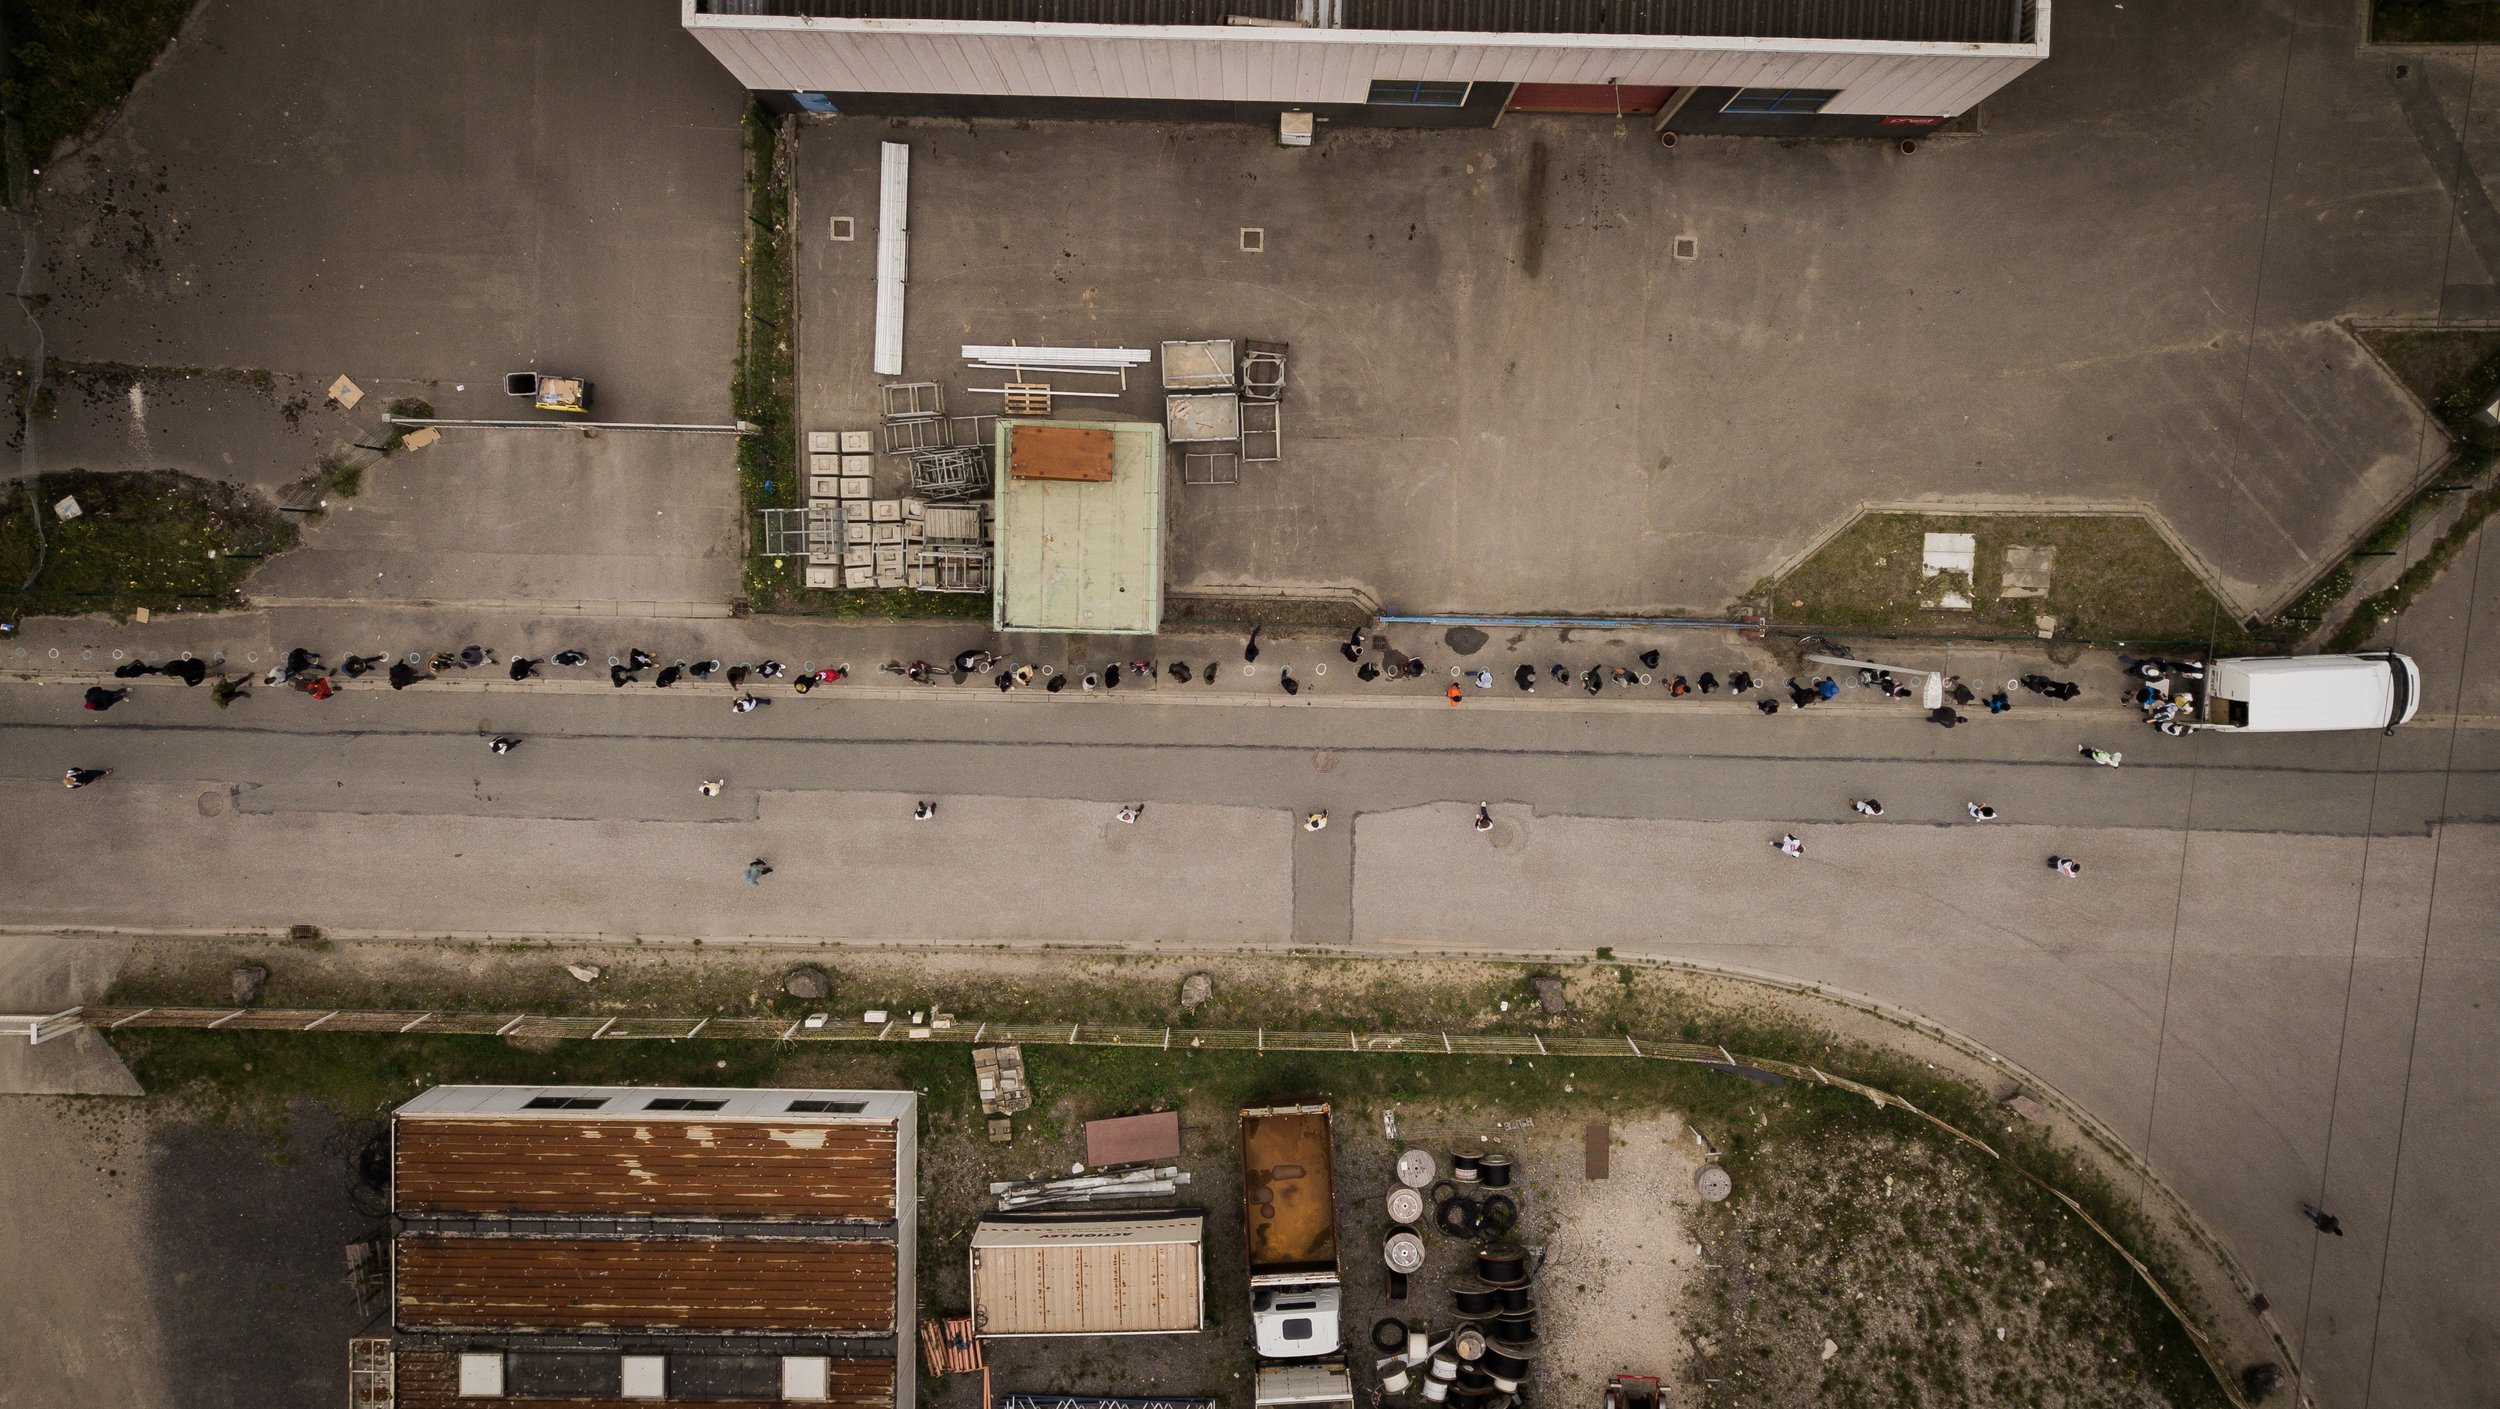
(797, 0), (2500, 619)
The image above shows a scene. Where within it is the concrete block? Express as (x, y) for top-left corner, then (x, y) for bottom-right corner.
(804, 563), (840, 588)
(841, 430), (874, 453)
(872, 499), (903, 522)
(809, 474), (843, 501)
(810, 452), (838, 475)
(844, 547), (873, 568)
(844, 565), (876, 588)
(842, 454), (876, 476)
(809, 431), (840, 453)
(845, 520), (872, 545)
(873, 522), (905, 545)
(840, 477), (873, 500)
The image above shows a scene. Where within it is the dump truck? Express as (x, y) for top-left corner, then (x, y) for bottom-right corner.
(1241, 1103), (1353, 1409)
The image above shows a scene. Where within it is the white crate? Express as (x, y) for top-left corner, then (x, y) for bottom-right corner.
(841, 430), (874, 453)
(905, 520), (925, 541)
(902, 497), (926, 519)
(810, 452), (839, 476)
(805, 563), (840, 588)
(840, 477), (873, 500)
(844, 547), (873, 568)
(809, 431), (840, 453)
(871, 499), (903, 523)
(845, 566), (877, 588)
(872, 522), (904, 545)
(809, 474), (843, 501)
(845, 520), (872, 545)
(842, 454), (876, 476)
(874, 544), (906, 568)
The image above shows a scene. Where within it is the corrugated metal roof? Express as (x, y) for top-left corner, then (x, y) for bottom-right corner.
(394, 1237), (898, 1332)
(395, 1117), (898, 1220)
(971, 1215), (1205, 1335)
(391, 1348), (894, 1409)
(695, 0), (2024, 43)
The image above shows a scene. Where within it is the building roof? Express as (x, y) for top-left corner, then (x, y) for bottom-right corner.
(970, 1214), (1205, 1336)
(695, 0), (2027, 45)
(395, 1117), (899, 1220)
(394, 1236), (898, 1332)
(389, 1347), (894, 1409)
(993, 418), (1164, 636)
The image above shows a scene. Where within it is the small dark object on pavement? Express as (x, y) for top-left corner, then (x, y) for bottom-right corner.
(1639, 649), (1661, 669)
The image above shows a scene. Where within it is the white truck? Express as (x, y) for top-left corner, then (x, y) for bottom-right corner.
(2197, 653), (2421, 734)
(1241, 1104), (1354, 1409)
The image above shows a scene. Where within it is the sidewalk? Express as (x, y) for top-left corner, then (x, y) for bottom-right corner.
(0, 601), (2142, 718)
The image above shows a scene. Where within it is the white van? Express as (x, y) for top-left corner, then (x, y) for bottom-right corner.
(2199, 653), (2421, 733)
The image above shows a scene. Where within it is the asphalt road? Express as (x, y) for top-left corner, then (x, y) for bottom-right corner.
(0, 668), (2495, 1408)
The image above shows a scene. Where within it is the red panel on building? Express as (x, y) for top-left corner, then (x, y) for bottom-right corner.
(1506, 83), (1674, 114)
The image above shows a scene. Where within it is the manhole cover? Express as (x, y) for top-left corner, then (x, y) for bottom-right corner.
(1673, 235), (1700, 261)
(1313, 751), (1339, 773)
(1489, 823), (1518, 849)
(198, 790), (227, 818)
(1696, 1165), (1733, 1202)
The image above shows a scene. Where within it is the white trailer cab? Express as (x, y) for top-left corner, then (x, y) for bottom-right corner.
(2200, 653), (2421, 733)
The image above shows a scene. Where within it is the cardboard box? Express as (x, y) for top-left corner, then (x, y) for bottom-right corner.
(841, 430), (874, 453)
(809, 431), (840, 453)
(840, 477), (873, 500)
(871, 499), (903, 522)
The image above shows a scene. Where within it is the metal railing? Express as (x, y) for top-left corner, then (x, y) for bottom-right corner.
(0, 1009), (86, 1045)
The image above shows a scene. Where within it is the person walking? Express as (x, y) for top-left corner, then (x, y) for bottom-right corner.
(63, 767), (112, 788)
(340, 654), (384, 679)
(1968, 802), (1998, 821)
(2048, 856), (2082, 878)
(731, 693), (764, 714)
(1850, 798), (1883, 817)
(1474, 803), (1493, 833)
(699, 779), (725, 797)
(1117, 804), (1143, 824)
(489, 736), (520, 755)
(167, 657), (209, 687)
(1774, 834), (1804, 858)
(1445, 682), (1462, 706)
(744, 858), (774, 885)
(282, 647), (324, 681)
(2080, 746), (2123, 767)
(82, 686), (130, 712)
(1303, 810), (1329, 832)
(2301, 1202), (2344, 1236)
(913, 801), (936, 821)
(1929, 707), (1967, 728)
(212, 675), (253, 708)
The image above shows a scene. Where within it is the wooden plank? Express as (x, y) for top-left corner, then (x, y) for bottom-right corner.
(1008, 424), (1114, 481)
(1585, 1120), (1610, 1180)
(1086, 1111), (1182, 1167)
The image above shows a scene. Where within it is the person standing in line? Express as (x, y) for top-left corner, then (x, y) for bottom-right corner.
(1047, 675), (1068, 694)
(1815, 677), (1839, 702)
(2080, 746), (2123, 767)
(1581, 668), (1603, 697)
(1698, 671), (1718, 694)
(727, 664), (750, 688)
(509, 657), (541, 681)
(82, 686), (130, 712)
(691, 659), (721, 681)
(1474, 803), (1494, 833)
(1639, 649), (1661, 669)
(913, 801), (936, 821)
(1471, 669), (1493, 689)
(1757, 698), (1781, 716)
(1169, 661), (1192, 685)
(1668, 675), (1690, 697)
(553, 650), (590, 667)
(2301, 1202), (2344, 1236)
(489, 736), (520, 755)
(1204, 662), (1220, 685)
(1359, 661), (1383, 682)
(1282, 670), (1302, 696)
(1514, 663), (1536, 691)
(63, 767), (112, 788)
(341, 654), (384, 679)
(654, 665), (682, 688)
(1244, 625), (1262, 663)
(1117, 804), (1143, 824)
(1774, 834), (1804, 858)
(1550, 664), (1569, 684)
(1850, 798), (1883, 817)
(610, 664), (635, 688)
(627, 648), (655, 671)
(1303, 810), (1329, 831)
(2048, 856), (2082, 878)
(699, 779), (725, 797)
(994, 672), (1013, 693)
(1105, 664), (1123, 689)
(744, 858), (774, 885)
(1445, 682), (1462, 706)
(1968, 802), (1998, 821)
(1081, 673), (1099, 693)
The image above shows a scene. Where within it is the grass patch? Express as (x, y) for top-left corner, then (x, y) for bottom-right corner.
(1770, 512), (2263, 649)
(0, 0), (193, 191)
(0, 468), (294, 620)
(377, 396), (435, 453)
(2370, 0), (2500, 43)
(2326, 469), (2500, 650)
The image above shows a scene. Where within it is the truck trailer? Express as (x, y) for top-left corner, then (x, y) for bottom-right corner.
(1241, 1104), (1353, 1409)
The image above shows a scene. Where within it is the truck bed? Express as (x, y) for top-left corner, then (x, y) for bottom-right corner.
(1241, 1104), (1338, 1276)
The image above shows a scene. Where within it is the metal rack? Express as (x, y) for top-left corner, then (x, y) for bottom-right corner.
(1241, 339), (1289, 401)
(909, 545), (994, 593)
(883, 417), (949, 455)
(881, 382), (944, 420)
(1239, 400), (1282, 463)
(910, 448), (992, 500)
(1182, 450), (1241, 486)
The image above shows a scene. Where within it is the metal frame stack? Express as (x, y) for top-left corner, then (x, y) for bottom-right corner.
(911, 447), (991, 500)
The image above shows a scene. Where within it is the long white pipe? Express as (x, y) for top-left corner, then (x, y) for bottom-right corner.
(874, 142), (910, 376)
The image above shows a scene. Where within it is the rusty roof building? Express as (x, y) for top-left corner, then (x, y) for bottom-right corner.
(354, 1085), (917, 1409)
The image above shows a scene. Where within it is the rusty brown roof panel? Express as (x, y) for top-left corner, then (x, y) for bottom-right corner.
(394, 1237), (897, 1332)
(394, 1118), (897, 1219)
(391, 1348), (894, 1409)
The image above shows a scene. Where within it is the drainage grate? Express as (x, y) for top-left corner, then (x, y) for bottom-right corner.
(1672, 235), (1698, 261)
(830, 215), (856, 241)
(1240, 227), (1266, 253)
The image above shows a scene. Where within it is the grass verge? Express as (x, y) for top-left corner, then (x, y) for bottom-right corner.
(1768, 512), (2267, 649)
(1, 468), (294, 620)
(2370, 0), (2500, 43)
(0, 0), (193, 193)
(2325, 325), (2500, 649)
